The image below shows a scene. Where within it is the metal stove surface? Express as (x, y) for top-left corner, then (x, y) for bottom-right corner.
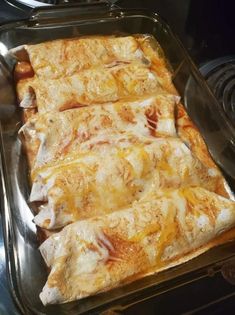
(0, 1), (235, 314)
(0, 1), (26, 23)
(201, 56), (235, 127)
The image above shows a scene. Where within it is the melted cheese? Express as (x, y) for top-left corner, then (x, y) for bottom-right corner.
(26, 36), (146, 79)
(15, 34), (235, 306)
(39, 187), (235, 305)
(18, 63), (165, 112)
(137, 35), (177, 94)
(32, 138), (230, 229)
(19, 94), (176, 170)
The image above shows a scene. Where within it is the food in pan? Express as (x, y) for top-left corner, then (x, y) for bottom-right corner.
(19, 96), (229, 230)
(19, 94), (177, 170)
(14, 34), (235, 305)
(15, 35), (176, 113)
(14, 35), (175, 91)
(176, 103), (217, 168)
(17, 62), (166, 112)
(31, 137), (225, 229)
(23, 36), (147, 79)
(39, 187), (235, 305)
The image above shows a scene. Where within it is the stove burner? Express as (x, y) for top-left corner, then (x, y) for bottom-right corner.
(200, 56), (235, 127)
(221, 259), (235, 285)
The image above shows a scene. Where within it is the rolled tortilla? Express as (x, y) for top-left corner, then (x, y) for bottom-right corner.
(39, 186), (235, 305)
(17, 62), (166, 112)
(31, 138), (226, 229)
(19, 94), (177, 170)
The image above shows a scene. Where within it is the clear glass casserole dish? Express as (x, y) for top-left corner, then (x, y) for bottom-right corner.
(0, 3), (235, 314)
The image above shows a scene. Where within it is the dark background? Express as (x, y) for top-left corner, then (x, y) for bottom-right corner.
(2, 0), (235, 64)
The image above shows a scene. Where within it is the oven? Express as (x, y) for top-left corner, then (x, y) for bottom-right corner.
(0, 1), (235, 314)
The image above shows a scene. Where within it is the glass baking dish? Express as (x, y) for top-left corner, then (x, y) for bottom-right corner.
(0, 3), (235, 315)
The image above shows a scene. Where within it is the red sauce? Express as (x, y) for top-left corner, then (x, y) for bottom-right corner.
(14, 61), (35, 82)
(145, 106), (158, 136)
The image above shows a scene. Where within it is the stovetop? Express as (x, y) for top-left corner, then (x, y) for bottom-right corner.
(0, 1), (235, 314)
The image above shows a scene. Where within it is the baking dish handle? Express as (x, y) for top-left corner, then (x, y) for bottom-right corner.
(29, 1), (120, 24)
